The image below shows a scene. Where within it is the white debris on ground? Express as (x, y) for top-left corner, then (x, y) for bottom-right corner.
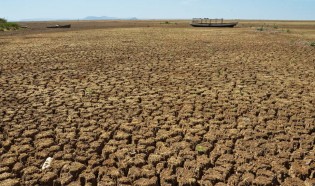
(41, 157), (53, 170)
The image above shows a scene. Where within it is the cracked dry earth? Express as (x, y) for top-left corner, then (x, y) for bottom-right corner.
(0, 26), (315, 186)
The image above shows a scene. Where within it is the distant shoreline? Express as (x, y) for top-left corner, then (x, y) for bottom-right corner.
(11, 18), (315, 22)
(1, 19), (314, 37)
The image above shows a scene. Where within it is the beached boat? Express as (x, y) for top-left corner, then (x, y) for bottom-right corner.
(191, 18), (238, 28)
(47, 24), (71, 28)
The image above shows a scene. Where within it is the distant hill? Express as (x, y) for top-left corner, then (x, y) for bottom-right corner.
(19, 16), (138, 22)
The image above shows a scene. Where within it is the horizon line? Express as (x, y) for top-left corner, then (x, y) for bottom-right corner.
(9, 18), (315, 22)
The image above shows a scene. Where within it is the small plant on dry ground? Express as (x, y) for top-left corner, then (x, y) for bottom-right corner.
(84, 88), (94, 97)
(160, 21), (177, 25)
(256, 26), (265, 31)
(195, 145), (207, 153)
(0, 18), (19, 31)
(0, 18), (7, 23)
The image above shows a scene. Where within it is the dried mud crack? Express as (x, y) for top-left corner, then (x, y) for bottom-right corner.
(1, 24), (315, 186)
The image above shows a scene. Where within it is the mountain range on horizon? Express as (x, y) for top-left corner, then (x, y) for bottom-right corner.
(19, 16), (138, 22)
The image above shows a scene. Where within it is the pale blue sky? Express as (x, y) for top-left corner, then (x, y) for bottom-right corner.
(1, 0), (315, 21)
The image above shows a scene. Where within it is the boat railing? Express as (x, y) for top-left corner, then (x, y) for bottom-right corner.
(192, 18), (224, 24)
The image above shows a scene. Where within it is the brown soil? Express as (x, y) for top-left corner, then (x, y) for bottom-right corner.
(0, 20), (315, 185)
